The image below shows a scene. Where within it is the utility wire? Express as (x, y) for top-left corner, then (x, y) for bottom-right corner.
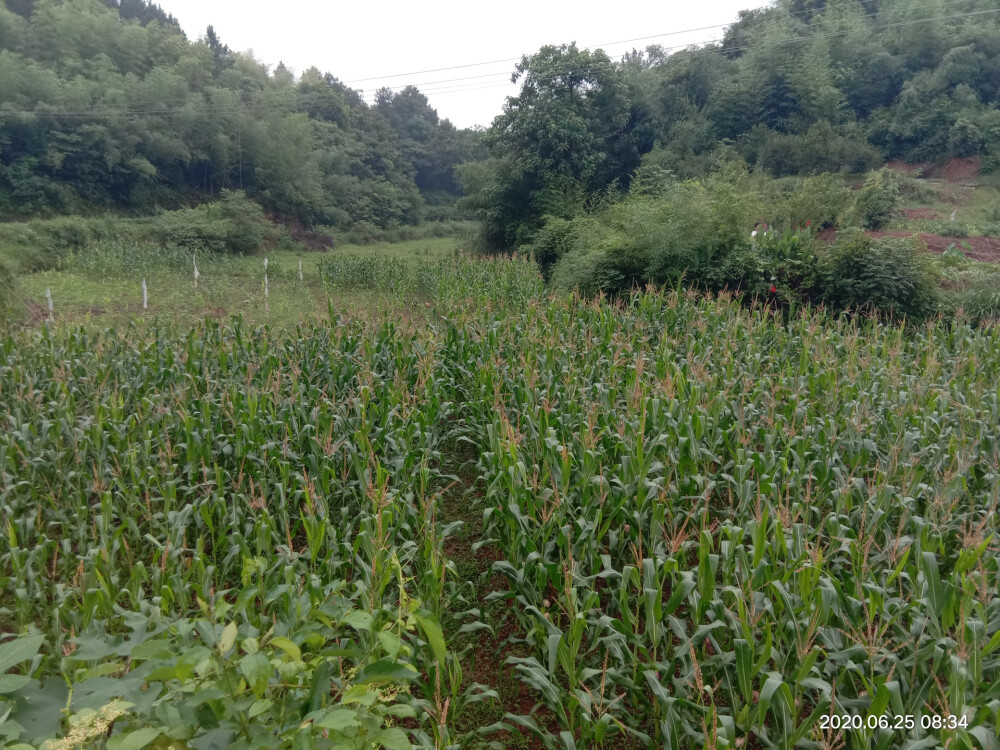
(1, 4), (997, 119)
(1, 0), (969, 106)
(0, 0), (982, 112)
(398, 5), (1000, 96)
(341, 0), (887, 83)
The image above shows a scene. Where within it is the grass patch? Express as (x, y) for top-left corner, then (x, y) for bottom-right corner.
(3, 235), (467, 331)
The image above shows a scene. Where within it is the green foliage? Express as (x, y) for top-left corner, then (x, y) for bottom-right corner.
(146, 190), (277, 253)
(0, 259), (13, 311)
(918, 220), (971, 238)
(1, 602), (431, 748)
(332, 220), (475, 247)
(820, 229), (942, 319)
(0, 217), (121, 273)
(753, 225), (822, 303)
(318, 253), (412, 293)
(961, 280), (1000, 325)
(0, 194), (283, 279)
(475, 43), (637, 250)
(447, 283), (1000, 748)
(852, 168), (901, 230)
(753, 121), (882, 177)
(3, 255), (1000, 748)
(465, 0), (1000, 252)
(767, 173), (853, 229)
(316, 250), (544, 307)
(63, 240), (229, 278)
(522, 216), (576, 278)
(0, 0), (481, 229)
(549, 163), (766, 295)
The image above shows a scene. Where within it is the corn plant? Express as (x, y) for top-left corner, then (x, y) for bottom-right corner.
(439, 285), (1000, 748)
(3, 255), (1000, 748)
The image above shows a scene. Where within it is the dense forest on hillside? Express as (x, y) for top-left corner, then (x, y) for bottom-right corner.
(0, 0), (482, 228)
(3, 0), (1000, 256)
(468, 0), (1000, 251)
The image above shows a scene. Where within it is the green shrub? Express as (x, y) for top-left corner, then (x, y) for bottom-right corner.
(820, 229), (941, 319)
(549, 165), (766, 296)
(962, 281), (1000, 325)
(550, 240), (639, 297)
(422, 254), (543, 308)
(706, 241), (766, 293)
(897, 175), (941, 204)
(147, 190), (277, 253)
(524, 216), (577, 279)
(0, 605), (438, 749)
(336, 220), (476, 246)
(936, 242), (974, 269)
(754, 226), (822, 303)
(0, 217), (123, 273)
(984, 144), (1000, 175)
(768, 174), (852, 230)
(929, 221), (971, 237)
(65, 240), (226, 278)
(755, 121), (882, 177)
(852, 168), (901, 230)
(0, 199), (280, 274)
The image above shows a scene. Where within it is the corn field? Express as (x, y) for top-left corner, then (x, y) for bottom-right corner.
(1, 256), (999, 749)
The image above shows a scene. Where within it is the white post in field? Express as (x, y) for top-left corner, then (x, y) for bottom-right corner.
(142, 278), (148, 310)
(264, 256), (270, 316)
(193, 254), (200, 288)
(45, 287), (54, 322)
(298, 259), (303, 282)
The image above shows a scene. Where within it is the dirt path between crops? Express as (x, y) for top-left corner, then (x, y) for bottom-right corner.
(437, 438), (550, 750)
(436, 437), (645, 749)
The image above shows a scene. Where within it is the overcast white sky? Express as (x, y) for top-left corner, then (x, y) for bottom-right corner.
(155, 0), (773, 129)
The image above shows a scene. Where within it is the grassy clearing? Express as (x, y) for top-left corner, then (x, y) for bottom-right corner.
(892, 173), (1000, 237)
(2, 254), (999, 748)
(3, 236), (465, 331)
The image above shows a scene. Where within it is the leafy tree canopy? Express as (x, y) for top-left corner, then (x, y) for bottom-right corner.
(0, 0), (482, 229)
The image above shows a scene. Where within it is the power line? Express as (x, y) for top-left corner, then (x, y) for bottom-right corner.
(0, 0), (980, 117)
(1, 4), (997, 119)
(340, 0), (876, 84)
(400, 5), (1000, 96)
(340, 0), (943, 86)
(0, 0), (984, 115)
(315, 6), (1000, 101)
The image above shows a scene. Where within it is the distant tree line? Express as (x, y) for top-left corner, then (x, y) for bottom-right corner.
(465, 0), (1000, 250)
(0, 0), (483, 229)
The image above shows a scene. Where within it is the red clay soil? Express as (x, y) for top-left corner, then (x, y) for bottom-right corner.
(819, 229), (1000, 263)
(887, 157), (982, 184)
(924, 157), (982, 184)
(885, 233), (1000, 262)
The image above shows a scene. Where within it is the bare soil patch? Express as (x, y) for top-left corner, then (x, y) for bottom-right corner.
(888, 157), (982, 185)
(924, 156), (982, 184)
(819, 229), (1000, 263)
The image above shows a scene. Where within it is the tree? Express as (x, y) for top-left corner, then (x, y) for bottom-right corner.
(478, 43), (632, 249)
(205, 25), (232, 75)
